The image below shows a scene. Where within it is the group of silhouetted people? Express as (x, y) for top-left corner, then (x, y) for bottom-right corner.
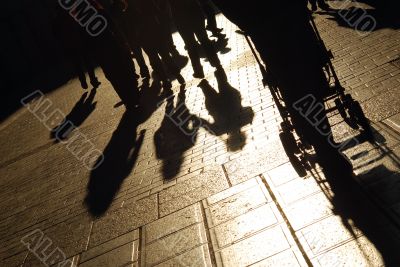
(53, 0), (353, 174)
(53, 0), (225, 110)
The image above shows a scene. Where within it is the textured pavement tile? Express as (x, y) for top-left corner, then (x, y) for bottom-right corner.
(299, 216), (361, 256)
(215, 225), (290, 267)
(89, 194), (157, 248)
(267, 163), (300, 187)
(144, 203), (203, 244)
(205, 185), (269, 227)
(159, 167), (229, 217)
(81, 229), (138, 263)
(275, 177), (322, 206)
(209, 204), (278, 249)
(204, 178), (260, 206)
(224, 139), (289, 185)
(0, 251), (28, 267)
(43, 213), (92, 259)
(80, 240), (138, 267)
(285, 192), (334, 231)
(153, 245), (212, 267)
(250, 249), (302, 267)
(315, 236), (385, 267)
(144, 223), (208, 266)
(385, 113), (400, 132)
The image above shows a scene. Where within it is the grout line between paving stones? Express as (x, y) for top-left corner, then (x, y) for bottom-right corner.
(259, 174), (313, 267)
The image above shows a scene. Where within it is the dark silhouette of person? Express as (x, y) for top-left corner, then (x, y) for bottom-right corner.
(130, 0), (185, 91)
(198, 0), (224, 36)
(309, 0), (331, 12)
(50, 89), (97, 141)
(80, 0), (140, 109)
(169, 0), (223, 79)
(154, 86), (199, 179)
(52, 7), (101, 90)
(197, 69), (254, 151)
(154, 0), (189, 67)
(211, 0), (351, 174)
(109, 0), (151, 79)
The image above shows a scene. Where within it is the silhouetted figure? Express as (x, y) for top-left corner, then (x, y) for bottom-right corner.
(169, 0), (222, 78)
(309, 0), (331, 12)
(197, 69), (254, 151)
(155, 0), (189, 68)
(50, 89), (97, 141)
(154, 86), (199, 179)
(198, 0), (223, 36)
(53, 8), (100, 90)
(132, 0), (185, 90)
(212, 0), (351, 173)
(81, 1), (140, 109)
(110, 0), (151, 79)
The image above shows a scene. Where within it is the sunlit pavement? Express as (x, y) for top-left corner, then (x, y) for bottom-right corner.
(2, 3), (400, 266)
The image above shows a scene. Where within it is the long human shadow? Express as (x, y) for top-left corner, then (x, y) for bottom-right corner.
(197, 69), (254, 151)
(85, 79), (164, 217)
(50, 88), (97, 141)
(154, 85), (199, 180)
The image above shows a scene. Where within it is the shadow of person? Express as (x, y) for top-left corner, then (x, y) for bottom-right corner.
(85, 111), (145, 217)
(318, 164), (400, 266)
(50, 88), (97, 142)
(197, 69), (254, 151)
(154, 85), (199, 180)
(85, 80), (164, 217)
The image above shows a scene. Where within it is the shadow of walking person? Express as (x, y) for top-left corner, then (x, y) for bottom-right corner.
(197, 69), (254, 151)
(50, 89), (97, 142)
(85, 80), (165, 217)
(85, 111), (145, 217)
(154, 85), (200, 180)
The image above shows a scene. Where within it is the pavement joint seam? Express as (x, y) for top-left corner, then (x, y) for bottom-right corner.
(259, 174), (313, 267)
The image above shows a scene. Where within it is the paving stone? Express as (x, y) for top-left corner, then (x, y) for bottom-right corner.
(153, 245), (212, 267)
(215, 225), (290, 267)
(224, 139), (289, 185)
(159, 167), (229, 217)
(79, 240), (138, 267)
(250, 249), (303, 267)
(285, 192), (334, 231)
(144, 223), (208, 266)
(144, 203), (203, 244)
(385, 113), (400, 132)
(209, 204), (279, 249)
(267, 163), (300, 187)
(299, 216), (361, 256)
(81, 229), (139, 263)
(89, 194), (158, 248)
(274, 175), (323, 205)
(205, 178), (260, 206)
(314, 236), (386, 267)
(205, 185), (269, 227)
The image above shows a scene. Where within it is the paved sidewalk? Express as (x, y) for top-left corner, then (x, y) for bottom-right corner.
(1, 3), (400, 267)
